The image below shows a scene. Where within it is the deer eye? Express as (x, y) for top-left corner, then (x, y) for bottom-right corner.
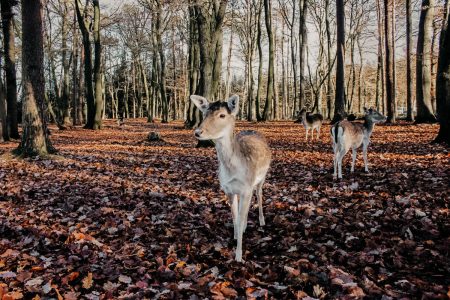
(219, 114), (226, 119)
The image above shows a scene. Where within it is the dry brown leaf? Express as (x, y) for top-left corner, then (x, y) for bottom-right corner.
(82, 272), (93, 289)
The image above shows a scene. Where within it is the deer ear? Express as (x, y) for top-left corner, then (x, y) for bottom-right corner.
(227, 95), (239, 116)
(363, 107), (369, 114)
(190, 95), (209, 113)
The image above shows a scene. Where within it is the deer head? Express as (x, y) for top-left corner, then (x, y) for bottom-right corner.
(190, 95), (239, 140)
(363, 107), (387, 123)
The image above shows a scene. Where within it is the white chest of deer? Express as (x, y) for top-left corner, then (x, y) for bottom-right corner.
(191, 95), (271, 262)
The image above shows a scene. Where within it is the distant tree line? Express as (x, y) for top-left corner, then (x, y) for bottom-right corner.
(0, 0), (449, 156)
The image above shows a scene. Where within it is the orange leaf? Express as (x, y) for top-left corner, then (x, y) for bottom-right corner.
(82, 272), (93, 289)
(67, 272), (79, 282)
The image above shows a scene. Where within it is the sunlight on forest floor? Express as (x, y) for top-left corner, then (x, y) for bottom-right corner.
(0, 120), (448, 299)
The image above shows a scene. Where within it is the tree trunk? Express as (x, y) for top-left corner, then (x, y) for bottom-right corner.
(325, 0), (333, 120)
(155, 1), (169, 123)
(93, 0), (103, 129)
(184, 6), (200, 127)
(299, 0), (307, 111)
(255, 1), (263, 121)
(224, 20), (234, 100)
(1, 0), (19, 139)
(75, 0), (95, 129)
(72, 12), (80, 126)
(332, 0), (346, 123)
(0, 81), (6, 142)
(406, 0), (414, 120)
(384, 0), (396, 123)
(60, 2), (71, 127)
(16, 0), (55, 157)
(262, 0), (274, 121)
(416, 0), (437, 123)
(434, 0), (450, 144)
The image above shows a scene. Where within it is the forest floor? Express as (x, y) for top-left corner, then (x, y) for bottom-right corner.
(0, 119), (449, 299)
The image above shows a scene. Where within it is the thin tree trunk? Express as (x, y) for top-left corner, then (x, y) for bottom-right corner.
(61, 2), (71, 127)
(325, 0), (333, 120)
(75, 0), (95, 129)
(72, 13), (80, 126)
(333, 0), (346, 123)
(299, 0), (307, 110)
(255, 0), (263, 121)
(262, 0), (274, 121)
(1, 0), (19, 138)
(406, 0), (414, 120)
(0, 81), (6, 142)
(384, 0), (396, 123)
(93, 0), (103, 129)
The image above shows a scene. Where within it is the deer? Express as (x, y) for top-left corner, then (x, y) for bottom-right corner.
(331, 107), (386, 179)
(297, 108), (324, 141)
(190, 94), (271, 262)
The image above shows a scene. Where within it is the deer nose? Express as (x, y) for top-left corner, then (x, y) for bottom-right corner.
(194, 129), (202, 138)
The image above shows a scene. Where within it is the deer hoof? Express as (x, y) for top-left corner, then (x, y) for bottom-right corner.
(235, 249), (242, 262)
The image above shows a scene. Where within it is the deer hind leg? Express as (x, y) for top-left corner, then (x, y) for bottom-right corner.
(236, 190), (252, 262)
(337, 146), (347, 179)
(256, 181), (265, 226)
(316, 126), (321, 140)
(332, 128), (338, 178)
(228, 194), (239, 239)
(351, 148), (357, 173)
(305, 128), (309, 141)
(363, 141), (369, 172)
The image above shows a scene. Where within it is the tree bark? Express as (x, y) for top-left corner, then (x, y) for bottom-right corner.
(75, 0), (95, 129)
(299, 0), (307, 111)
(60, 2), (71, 127)
(262, 0), (274, 121)
(332, 0), (346, 123)
(255, 0), (263, 121)
(416, 0), (437, 123)
(0, 81), (6, 142)
(155, 1), (169, 123)
(434, 0), (450, 145)
(16, 0), (55, 157)
(1, 0), (19, 139)
(93, 0), (103, 129)
(406, 0), (414, 120)
(384, 0), (396, 123)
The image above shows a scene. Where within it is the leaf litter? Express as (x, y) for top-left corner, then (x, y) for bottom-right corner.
(0, 119), (448, 299)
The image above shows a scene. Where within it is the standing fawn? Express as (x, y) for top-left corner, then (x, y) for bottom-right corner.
(190, 94), (271, 262)
(297, 108), (324, 141)
(331, 107), (386, 179)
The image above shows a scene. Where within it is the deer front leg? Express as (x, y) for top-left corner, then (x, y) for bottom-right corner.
(228, 194), (239, 239)
(363, 142), (369, 172)
(256, 182), (265, 226)
(317, 127), (321, 140)
(236, 191), (252, 262)
(305, 128), (309, 141)
(351, 148), (357, 173)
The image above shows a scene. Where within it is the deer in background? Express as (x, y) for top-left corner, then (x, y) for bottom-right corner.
(190, 94), (271, 262)
(297, 108), (324, 141)
(331, 107), (386, 179)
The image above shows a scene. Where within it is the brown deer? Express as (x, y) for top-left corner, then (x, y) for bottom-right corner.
(190, 94), (271, 262)
(297, 108), (324, 141)
(331, 107), (386, 179)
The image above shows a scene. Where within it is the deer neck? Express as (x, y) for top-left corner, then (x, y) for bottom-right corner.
(214, 127), (238, 170)
(363, 118), (375, 137)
